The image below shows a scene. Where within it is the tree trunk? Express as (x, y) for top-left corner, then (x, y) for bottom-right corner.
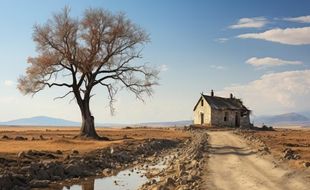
(79, 99), (100, 139)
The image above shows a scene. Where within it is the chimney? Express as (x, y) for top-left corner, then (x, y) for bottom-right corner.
(211, 89), (214, 97)
(230, 93), (233, 99)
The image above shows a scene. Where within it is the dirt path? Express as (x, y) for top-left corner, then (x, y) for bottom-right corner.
(204, 131), (309, 190)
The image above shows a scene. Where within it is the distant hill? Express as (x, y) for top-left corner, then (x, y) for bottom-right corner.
(137, 120), (193, 127)
(0, 116), (192, 127)
(254, 112), (310, 126)
(0, 116), (80, 126)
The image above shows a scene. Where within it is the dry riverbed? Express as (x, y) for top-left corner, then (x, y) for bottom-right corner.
(0, 127), (191, 190)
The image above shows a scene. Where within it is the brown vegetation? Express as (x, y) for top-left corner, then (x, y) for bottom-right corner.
(0, 127), (190, 155)
(237, 128), (310, 169)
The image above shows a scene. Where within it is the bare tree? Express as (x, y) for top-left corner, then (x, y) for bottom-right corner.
(18, 7), (159, 139)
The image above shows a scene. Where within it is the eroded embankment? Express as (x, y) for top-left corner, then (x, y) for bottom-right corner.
(140, 130), (208, 190)
(0, 137), (182, 190)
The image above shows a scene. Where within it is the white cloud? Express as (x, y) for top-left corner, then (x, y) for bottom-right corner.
(246, 57), (302, 68)
(229, 17), (268, 29)
(4, 80), (14, 87)
(237, 27), (310, 45)
(284, 15), (310, 23)
(215, 38), (229, 43)
(218, 70), (310, 115)
(159, 64), (168, 72)
(210, 65), (225, 70)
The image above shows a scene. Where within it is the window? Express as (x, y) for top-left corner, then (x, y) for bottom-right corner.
(201, 99), (203, 106)
(224, 112), (228, 121)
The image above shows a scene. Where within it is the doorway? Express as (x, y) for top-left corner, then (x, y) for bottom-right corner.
(200, 113), (204, 124)
(235, 112), (240, 127)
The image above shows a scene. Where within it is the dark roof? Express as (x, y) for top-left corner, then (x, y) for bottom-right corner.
(193, 94), (249, 111)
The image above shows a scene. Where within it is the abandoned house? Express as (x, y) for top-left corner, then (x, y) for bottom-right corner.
(193, 90), (251, 127)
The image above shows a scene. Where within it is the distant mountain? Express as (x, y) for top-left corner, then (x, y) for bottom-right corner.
(137, 120), (193, 127)
(0, 116), (80, 126)
(254, 112), (310, 126)
(0, 116), (192, 127)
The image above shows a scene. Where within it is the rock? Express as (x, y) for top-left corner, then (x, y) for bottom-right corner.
(187, 174), (193, 182)
(29, 179), (50, 188)
(64, 155), (70, 160)
(40, 135), (45, 140)
(56, 150), (63, 154)
(165, 177), (175, 185)
(0, 174), (13, 190)
(303, 162), (310, 168)
(36, 169), (50, 180)
(1, 135), (10, 140)
(65, 164), (84, 177)
(176, 162), (185, 177)
(47, 163), (65, 178)
(283, 148), (300, 160)
(18, 151), (25, 158)
(190, 160), (198, 168)
(72, 150), (79, 155)
(151, 185), (164, 190)
(15, 136), (27, 141)
(102, 168), (112, 176)
(11, 174), (27, 187)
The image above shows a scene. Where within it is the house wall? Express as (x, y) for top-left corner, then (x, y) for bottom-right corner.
(193, 98), (211, 125)
(240, 114), (251, 127)
(211, 109), (251, 127)
(211, 109), (238, 127)
(193, 96), (251, 127)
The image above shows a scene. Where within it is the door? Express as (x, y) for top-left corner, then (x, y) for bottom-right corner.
(200, 113), (204, 124)
(235, 112), (240, 127)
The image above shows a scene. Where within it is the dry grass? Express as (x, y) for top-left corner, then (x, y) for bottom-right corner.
(0, 126), (190, 156)
(249, 128), (310, 168)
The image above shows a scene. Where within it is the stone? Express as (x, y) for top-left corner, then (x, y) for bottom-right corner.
(40, 135), (45, 140)
(36, 169), (50, 180)
(102, 168), (112, 176)
(72, 150), (79, 155)
(29, 179), (50, 188)
(1, 135), (10, 140)
(0, 174), (13, 190)
(165, 177), (175, 185)
(15, 136), (27, 141)
(48, 164), (65, 178)
(303, 162), (310, 168)
(18, 151), (26, 158)
(65, 164), (84, 177)
(64, 154), (70, 160)
(56, 150), (63, 154)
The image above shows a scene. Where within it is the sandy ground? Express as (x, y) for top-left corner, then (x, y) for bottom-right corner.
(204, 131), (309, 190)
(240, 128), (310, 169)
(0, 127), (190, 155)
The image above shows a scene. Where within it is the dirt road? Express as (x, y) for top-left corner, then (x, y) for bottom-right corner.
(204, 131), (309, 190)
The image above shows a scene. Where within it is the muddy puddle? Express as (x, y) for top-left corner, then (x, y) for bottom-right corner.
(61, 155), (173, 190)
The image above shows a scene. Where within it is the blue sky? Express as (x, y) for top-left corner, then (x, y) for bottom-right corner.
(0, 0), (310, 123)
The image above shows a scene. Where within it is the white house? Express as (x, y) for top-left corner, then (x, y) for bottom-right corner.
(193, 90), (251, 127)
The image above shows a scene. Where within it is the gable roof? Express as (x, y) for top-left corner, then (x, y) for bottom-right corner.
(193, 94), (249, 111)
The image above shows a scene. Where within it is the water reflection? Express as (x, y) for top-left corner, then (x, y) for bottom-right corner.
(62, 155), (171, 190)
(62, 168), (148, 190)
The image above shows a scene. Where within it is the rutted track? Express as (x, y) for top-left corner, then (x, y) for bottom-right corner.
(204, 131), (309, 190)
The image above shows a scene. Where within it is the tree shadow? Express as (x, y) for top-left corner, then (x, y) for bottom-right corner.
(208, 144), (257, 156)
